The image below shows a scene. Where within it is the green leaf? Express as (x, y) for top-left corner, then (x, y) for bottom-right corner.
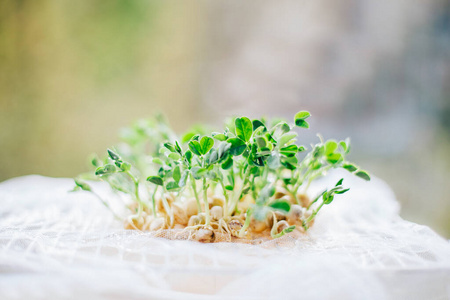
(269, 200), (291, 213)
(107, 149), (120, 161)
(343, 163), (357, 172)
(168, 152), (181, 160)
(224, 185), (233, 191)
(173, 166), (181, 182)
(163, 142), (176, 152)
(200, 136), (214, 155)
(294, 111), (311, 128)
(218, 142), (231, 159)
(74, 179), (91, 192)
(152, 157), (164, 165)
(335, 178), (344, 186)
(280, 144), (298, 157)
(95, 164), (117, 176)
(147, 176), (164, 186)
(355, 170), (371, 181)
(212, 132), (227, 141)
(235, 117), (253, 142)
(175, 141), (182, 154)
(221, 155), (233, 169)
(323, 194), (334, 205)
(283, 225), (296, 234)
(267, 153), (281, 170)
(227, 138), (247, 156)
(271, 122), (291, 136)
(185, 150), (192, 164)
(325, 140), (338, 155)
(295, 119), (309, 128)
(166, 181), (180, 190)
(115, 161), (131, 172)
(278, 132), (297, 148)
(90, 155), (101, 168)
(209, 149), (219, 164)
(179, 170), (189, 187)
(188, 140), (202, 156)
(242, 186), (251, 195)
(335, 188), (350, 194)
(255, 136), (268, 148)
(252, 119), (266, 132)
(191, 167), (207, 180)
(326, 153), (342, 164)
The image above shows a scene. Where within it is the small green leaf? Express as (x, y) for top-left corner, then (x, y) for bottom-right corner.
(280, 144), (298, 157)
(74, 179), (91, 192)
(283, 225), (296, 233)
(107, 149), (120, 161)
(175, 141), (182, 154)
(255, 136), (268, 148)
(294, 111), (311, 128)
(90, 155), (101, 168)
(115, 161), (131, 172)
(242, 186), (251, 195)
(323, 194), (334, 205)
(325, 140), (338, 155)
(295, 119), (309, 128)
(267, 153), (281, 170)
(218, 142), (231, 159)
(200, 136), (214, 155)
(227, 138), (247, 156)
(355, 170), (371, 181)
(168, 152), (181, 160)
(335, 188), (350, 194)
(209, 149), (219, 164)
(224, 185), (233, 191)
(235, 117), (253, 142)
(166, 181), (180, 190)
(163, 142), (176, 152)
(326, 153), (342, 164)
(252, 119), (267, 131)
(191, 167), (207, 180)
(343, 164), (357, 172)
(221, 155), (233, 169)
(185, 150), (192, 164)
(173, 166), (181, 182)
(152, 157), (164, 165)
(335, 178), (344, 186)
(147, 176), (164, 186)
(95, 164), (117, 176)
(188, 140), (202, 156)
(212, 132), (227, 141)
(278, 132), (297, 148)
(179, 170), (189, 187)
(269, 200), (291, 213)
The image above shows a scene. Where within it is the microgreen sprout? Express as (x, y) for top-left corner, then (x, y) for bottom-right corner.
(73, 110), (370, 242)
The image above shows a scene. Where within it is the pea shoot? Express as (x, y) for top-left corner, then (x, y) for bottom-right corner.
(73, 111), (370, 242)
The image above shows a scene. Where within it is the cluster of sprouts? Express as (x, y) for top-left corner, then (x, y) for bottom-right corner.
(73, 111), (370, 243)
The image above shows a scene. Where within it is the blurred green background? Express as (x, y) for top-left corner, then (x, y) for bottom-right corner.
(1, 0), (450, 237)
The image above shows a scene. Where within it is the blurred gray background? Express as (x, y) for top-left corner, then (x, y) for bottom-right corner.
(1, 0), (450, 237)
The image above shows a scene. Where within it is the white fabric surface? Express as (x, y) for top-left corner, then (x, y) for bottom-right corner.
(0, 170), (449, 300)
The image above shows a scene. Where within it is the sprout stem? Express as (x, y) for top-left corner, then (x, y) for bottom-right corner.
(238, 208), (252, 237)
(190, 173), (202, 213)
(151, 186), (158, 218)
(227, 166), (251, 216)
(202, 177), (211, 227)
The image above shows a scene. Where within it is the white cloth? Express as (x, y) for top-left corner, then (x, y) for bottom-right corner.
(0, 170), (449, 300)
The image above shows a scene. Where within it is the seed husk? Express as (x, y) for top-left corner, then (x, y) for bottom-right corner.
(193, 229), (215, 243)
